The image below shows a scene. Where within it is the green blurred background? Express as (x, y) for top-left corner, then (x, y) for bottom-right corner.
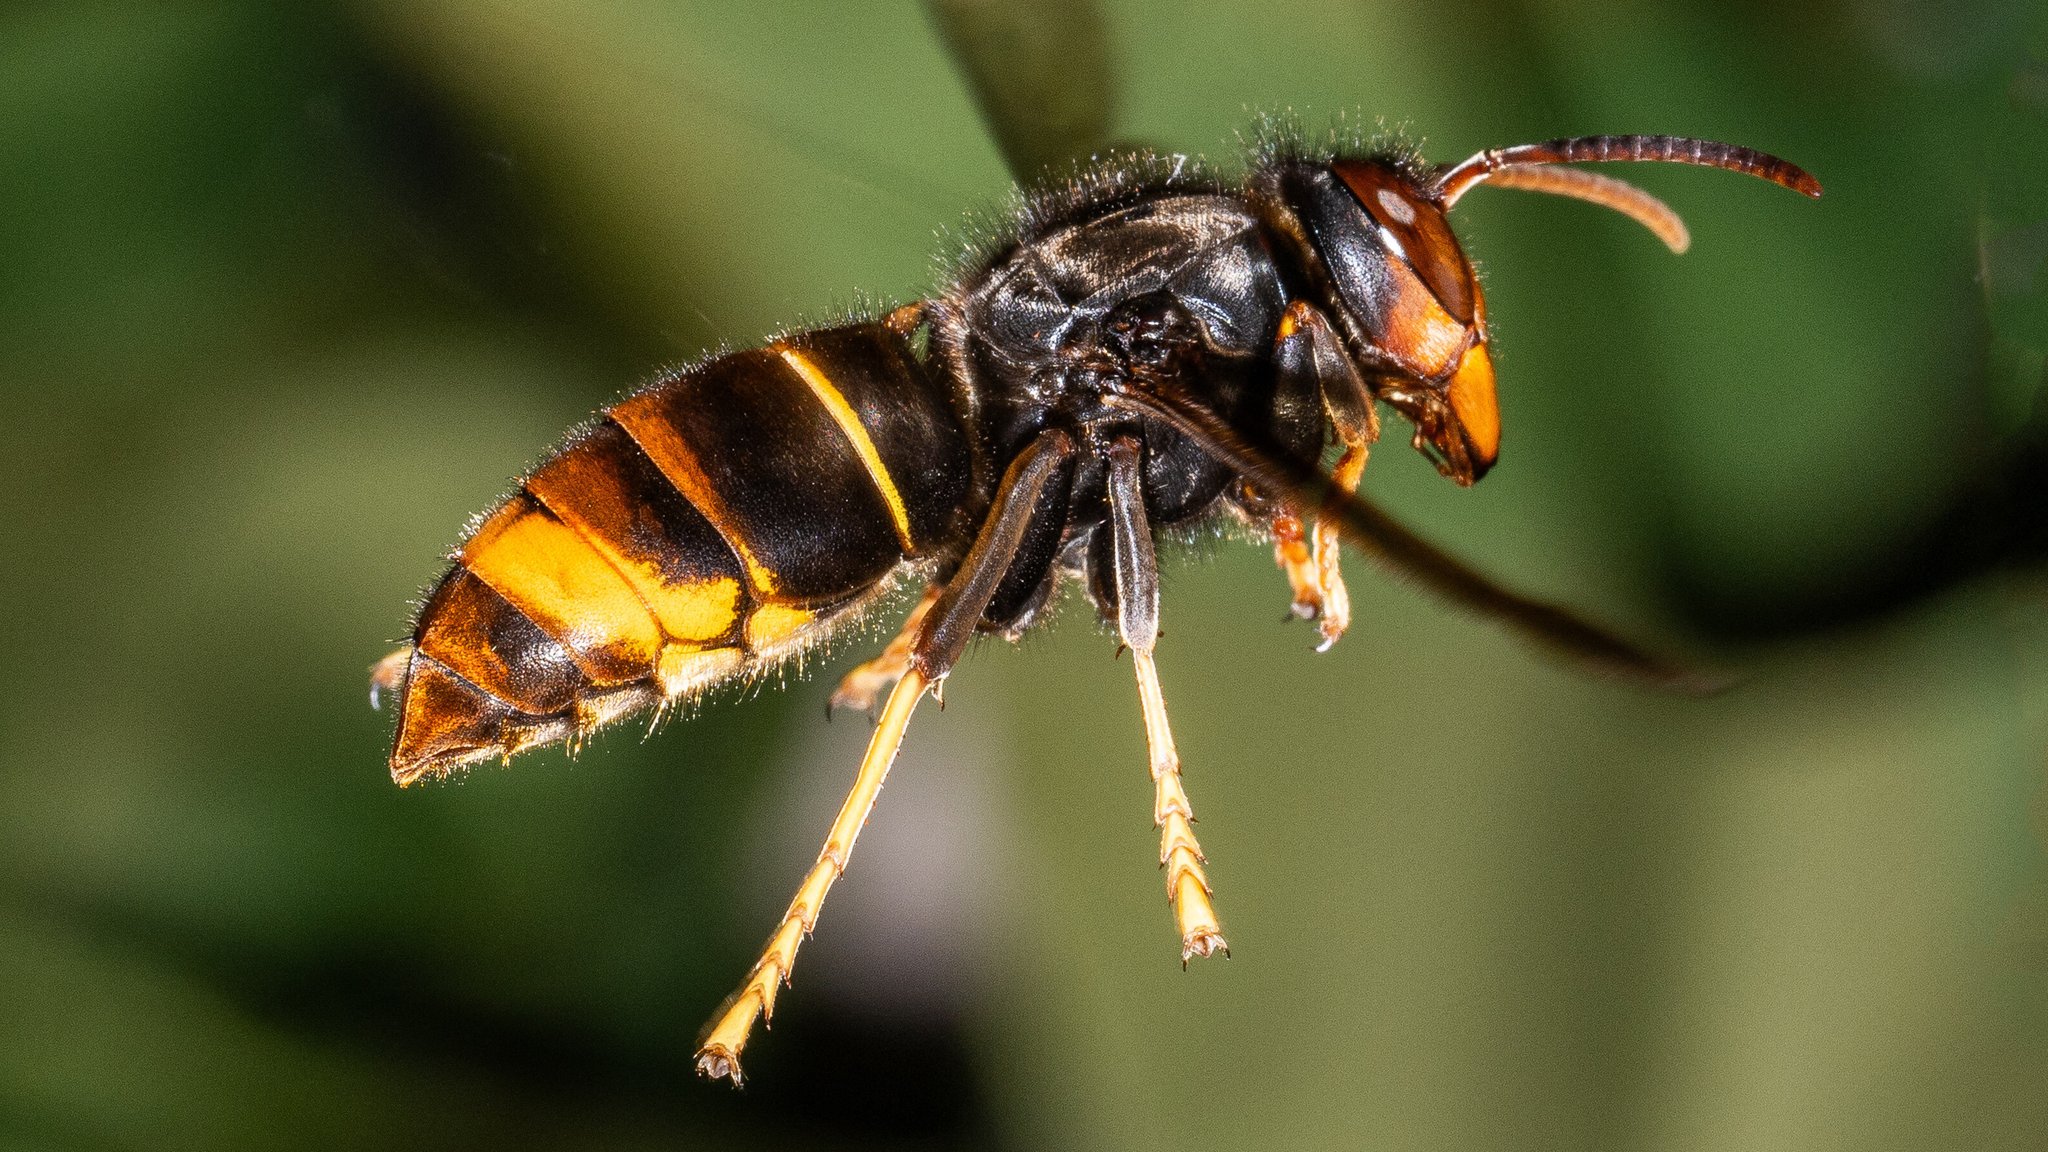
(4, 1), (2046, 1148)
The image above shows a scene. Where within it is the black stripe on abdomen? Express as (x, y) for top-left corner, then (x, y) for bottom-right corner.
(610, 335), (908, 606)
(776, 324), (974, 557)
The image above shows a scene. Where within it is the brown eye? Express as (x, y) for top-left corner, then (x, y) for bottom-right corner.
(1333, 161), (1476, 324)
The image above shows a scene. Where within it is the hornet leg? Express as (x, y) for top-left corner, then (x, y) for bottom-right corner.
(693, 666), (929, 1084)
(829, 584), (941, 717)
(1269, 301), (1379, 651)
(1107, 435), (1226, 962)
(694, 430), (1075, 1083)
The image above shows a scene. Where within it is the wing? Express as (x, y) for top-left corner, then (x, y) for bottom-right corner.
(926, 0), (1118, 184)
(1108, 384), (1728, 694)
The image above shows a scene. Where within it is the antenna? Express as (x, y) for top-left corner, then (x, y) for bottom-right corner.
(1436, 134), (1822, 210)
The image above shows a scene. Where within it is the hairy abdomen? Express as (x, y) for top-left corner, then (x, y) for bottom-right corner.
(387, 322), (971, 784)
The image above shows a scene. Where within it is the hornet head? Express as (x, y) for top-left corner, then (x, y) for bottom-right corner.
(1261, 134), (1822, 485)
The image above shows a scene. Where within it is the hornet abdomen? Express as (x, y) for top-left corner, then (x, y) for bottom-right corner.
(388, 322), (974, 783)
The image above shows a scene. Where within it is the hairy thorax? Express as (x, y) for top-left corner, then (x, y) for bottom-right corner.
(955, 193), (1295, 529)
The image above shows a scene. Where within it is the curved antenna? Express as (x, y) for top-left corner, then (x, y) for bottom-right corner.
(1436, 134), (1823, 209)
(1483, 166), (1692, 253)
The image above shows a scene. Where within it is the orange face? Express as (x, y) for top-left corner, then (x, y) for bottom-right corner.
(1327, 160), (1500, 483)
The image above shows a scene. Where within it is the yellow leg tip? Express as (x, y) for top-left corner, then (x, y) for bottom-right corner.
(1181, 926), (1230, 964)
(694, 1044), (744, 1085)
(1173, 872), (1227, 964)
(691, 665), (930, 1088)
(695, 989), (764, 1086)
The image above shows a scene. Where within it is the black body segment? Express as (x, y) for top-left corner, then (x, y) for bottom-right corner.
(944, 189), (1308, 631)
(612, 347), (906, 606)
(778, 324), (977, 555)
(961, 193), (1290, 467)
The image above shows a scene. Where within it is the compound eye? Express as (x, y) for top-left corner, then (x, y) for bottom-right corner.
(1333, 161), (1476, 325)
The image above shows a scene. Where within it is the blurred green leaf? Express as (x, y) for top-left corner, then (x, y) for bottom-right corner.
(925, 0), (1117, 181)
(1979, 42), (2048, 435)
